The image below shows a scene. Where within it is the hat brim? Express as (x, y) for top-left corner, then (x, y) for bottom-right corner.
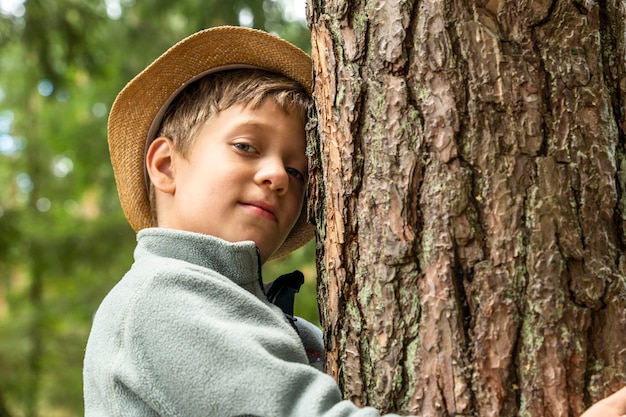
(108, 26), (314, 260)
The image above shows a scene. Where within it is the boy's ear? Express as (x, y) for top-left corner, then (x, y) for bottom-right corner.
(146, 137), (176, 194)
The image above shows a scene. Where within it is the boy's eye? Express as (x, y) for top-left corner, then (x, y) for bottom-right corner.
(233, 143), (256, 153)
(286, 167), (306, 182)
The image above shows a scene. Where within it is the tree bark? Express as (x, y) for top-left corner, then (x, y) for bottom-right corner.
(307, 1), (626, 416)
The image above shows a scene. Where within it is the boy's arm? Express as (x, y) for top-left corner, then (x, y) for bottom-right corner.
(581, 386), (626, 417)
(128, 269), (408, 417)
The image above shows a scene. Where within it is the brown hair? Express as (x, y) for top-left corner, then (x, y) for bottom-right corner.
(156, 68), (311, 156)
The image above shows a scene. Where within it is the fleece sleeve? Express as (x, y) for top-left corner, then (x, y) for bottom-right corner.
(118, 266), (408, 417)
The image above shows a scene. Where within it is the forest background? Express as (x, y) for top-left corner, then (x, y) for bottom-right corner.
(0, 1), (318, 416)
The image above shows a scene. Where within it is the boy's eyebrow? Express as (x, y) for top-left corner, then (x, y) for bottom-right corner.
(225, 120), (276, 136)
(228, 117), (301, 135)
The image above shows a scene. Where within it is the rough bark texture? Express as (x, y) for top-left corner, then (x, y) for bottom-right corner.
(307, 1), (626, 416)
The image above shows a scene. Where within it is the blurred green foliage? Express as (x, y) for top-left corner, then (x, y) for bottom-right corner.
(0, 1), (316, 415)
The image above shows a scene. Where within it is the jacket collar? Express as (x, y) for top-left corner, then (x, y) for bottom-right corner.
(135, 228), (262, 288)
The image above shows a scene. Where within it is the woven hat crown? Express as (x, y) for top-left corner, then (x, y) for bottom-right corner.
(108, 26), (314, 260)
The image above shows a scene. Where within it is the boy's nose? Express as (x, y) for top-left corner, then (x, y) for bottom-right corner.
(256, 160), (289, 193)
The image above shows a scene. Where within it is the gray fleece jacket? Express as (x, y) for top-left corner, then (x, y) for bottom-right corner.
(83, 228), (402, 417)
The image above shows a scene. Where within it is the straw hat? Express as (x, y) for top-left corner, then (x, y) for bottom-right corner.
(107, 26), (314, 260)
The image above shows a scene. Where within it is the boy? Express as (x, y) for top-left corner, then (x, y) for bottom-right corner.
(84, 26), (626, 417)
(84, 25), (383, 417)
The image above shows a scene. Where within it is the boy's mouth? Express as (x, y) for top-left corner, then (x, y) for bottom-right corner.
(241, 201), (277, 222)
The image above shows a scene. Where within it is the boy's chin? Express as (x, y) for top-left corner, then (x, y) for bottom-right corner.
(257, 241), (287, 264)
(241, 233), (290, 263)
(257, 247), (277, 264)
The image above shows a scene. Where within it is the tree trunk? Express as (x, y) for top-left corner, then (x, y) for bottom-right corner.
(307, 1), (626, 416)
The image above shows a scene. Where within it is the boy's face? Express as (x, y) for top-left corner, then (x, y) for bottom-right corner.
(162, 99), (308, 263)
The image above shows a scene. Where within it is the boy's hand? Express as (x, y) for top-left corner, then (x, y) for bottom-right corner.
(581, 386), (626, 417)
